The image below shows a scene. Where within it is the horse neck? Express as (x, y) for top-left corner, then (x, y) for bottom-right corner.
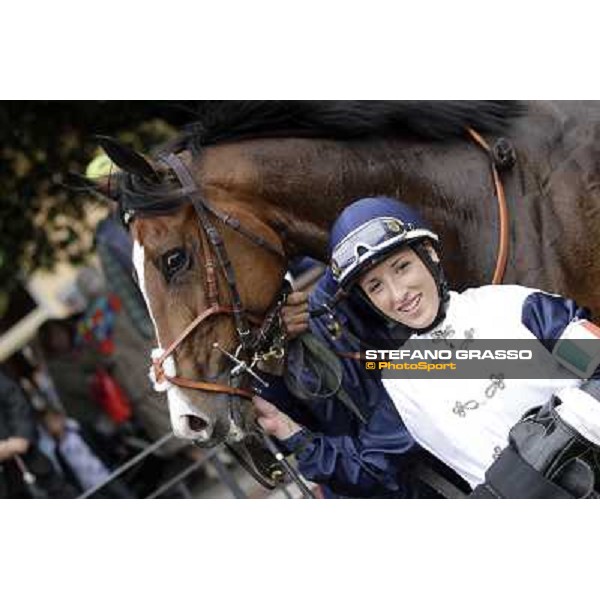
(199, 137), (509, 288)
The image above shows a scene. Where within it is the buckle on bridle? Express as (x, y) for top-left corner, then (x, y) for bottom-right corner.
(213, 343), (269, 388)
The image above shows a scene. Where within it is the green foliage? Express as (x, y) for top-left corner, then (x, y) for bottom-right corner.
(0, 100), (194, 295)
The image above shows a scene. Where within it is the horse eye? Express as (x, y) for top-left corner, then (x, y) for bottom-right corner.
(161, 247), (190, 282)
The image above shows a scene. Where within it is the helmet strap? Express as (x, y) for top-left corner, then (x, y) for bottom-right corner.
(410, 242), (449, 334)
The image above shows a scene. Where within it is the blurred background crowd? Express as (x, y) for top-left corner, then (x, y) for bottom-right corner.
(0, 211), (222, 498)
(0, 102), (236, 498)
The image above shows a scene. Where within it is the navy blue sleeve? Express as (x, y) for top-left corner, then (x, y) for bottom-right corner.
(255, 371), (418, 497)
(280, 398), (418, 498)
(522, 292), (591, 353)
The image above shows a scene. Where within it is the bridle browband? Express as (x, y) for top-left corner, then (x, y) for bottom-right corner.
(131, 152), (288, 401)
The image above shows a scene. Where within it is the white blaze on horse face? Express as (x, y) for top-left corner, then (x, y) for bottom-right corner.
(133, 240), (215, 441)
(132, 240), (161, 333)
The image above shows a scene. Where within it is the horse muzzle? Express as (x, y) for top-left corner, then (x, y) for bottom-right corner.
(167, 386), (250, 446)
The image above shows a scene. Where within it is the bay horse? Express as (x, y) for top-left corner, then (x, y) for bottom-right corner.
(96, 101), (600, 448)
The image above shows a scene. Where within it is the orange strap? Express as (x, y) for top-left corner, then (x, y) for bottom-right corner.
(154, 305), (235, 369)
(161, 375), (254, 399)
(466, 127), (510, 284)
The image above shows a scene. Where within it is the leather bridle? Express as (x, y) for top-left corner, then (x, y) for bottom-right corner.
(142, 152), (289, 401)
(123, 153), (316, 496)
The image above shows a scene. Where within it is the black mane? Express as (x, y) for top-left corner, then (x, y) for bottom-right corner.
(118, 100), (524, 219)
(173, 101), (524, 154)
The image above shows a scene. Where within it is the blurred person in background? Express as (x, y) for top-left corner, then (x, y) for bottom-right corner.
(74, 265), (178, 448)
(0, 371), (76, 498)
(95, 213), (155, 341)
(87, 151), (154, 341)
(36, 403), (133, 498)
(37, 318), (110, 434)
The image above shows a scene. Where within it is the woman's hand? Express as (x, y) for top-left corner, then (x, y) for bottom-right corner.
(281, 291), (310, 339)
(253, 396), (302, 441)
(0, 437), (30, 462)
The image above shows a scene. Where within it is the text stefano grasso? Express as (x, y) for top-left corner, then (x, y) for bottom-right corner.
(364, 349), (533, 361)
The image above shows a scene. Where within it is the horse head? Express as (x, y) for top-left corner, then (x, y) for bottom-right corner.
(97, 137), (287, 446)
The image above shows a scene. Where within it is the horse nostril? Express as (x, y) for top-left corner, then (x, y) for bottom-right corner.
(187, 415), (210, 432)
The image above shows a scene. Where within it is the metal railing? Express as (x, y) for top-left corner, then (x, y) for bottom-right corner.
(77, 431), (310, 499)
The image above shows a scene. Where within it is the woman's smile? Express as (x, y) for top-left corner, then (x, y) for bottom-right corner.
(396, 292), (422, 314)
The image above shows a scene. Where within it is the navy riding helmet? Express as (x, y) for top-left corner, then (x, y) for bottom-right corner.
(329, 196), (449, 333)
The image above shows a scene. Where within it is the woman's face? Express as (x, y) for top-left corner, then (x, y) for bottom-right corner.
(358, 245), (440, 330)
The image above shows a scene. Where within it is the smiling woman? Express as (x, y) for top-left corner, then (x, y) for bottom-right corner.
(329, 197), (449, 335)
(254, 196), (600, 498)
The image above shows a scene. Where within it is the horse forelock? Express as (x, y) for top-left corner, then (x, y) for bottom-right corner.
(115, 167), (186, 219)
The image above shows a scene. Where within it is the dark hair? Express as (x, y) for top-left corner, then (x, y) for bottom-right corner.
(176, 101), (523, 154)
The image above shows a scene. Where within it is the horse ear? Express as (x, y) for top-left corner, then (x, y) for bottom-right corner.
(94, 135), (159, 183)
